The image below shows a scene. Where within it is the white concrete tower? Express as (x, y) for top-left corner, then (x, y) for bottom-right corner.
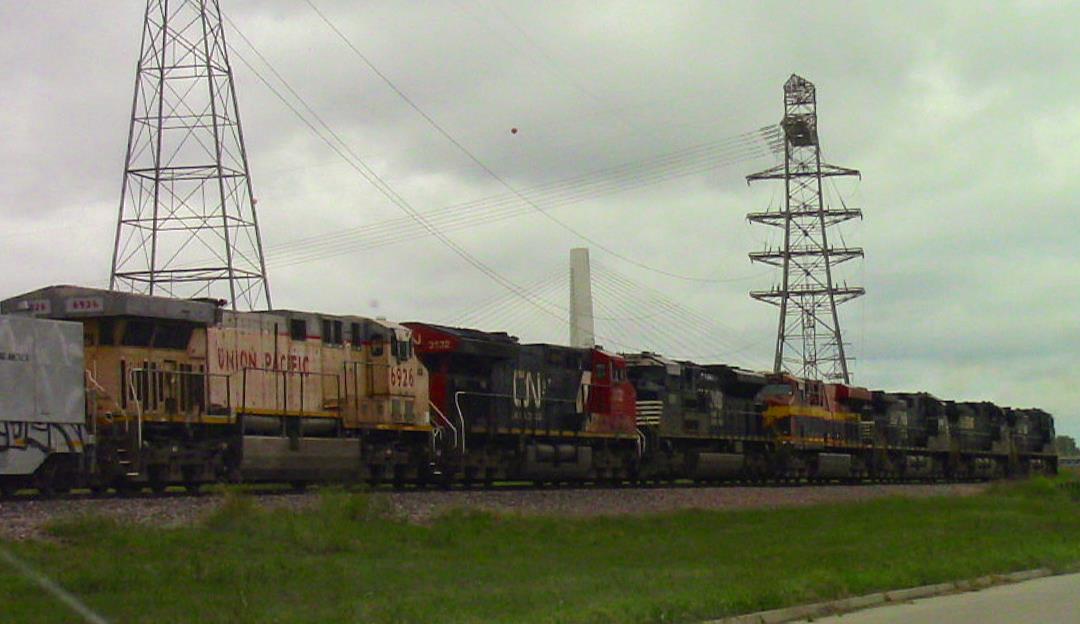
(569, 248), (596, 348)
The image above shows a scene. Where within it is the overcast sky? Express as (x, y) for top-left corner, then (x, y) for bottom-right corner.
(1, 1), (1077, 435)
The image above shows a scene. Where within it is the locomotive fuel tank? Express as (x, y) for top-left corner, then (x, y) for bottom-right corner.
(689, 452), (745, 479)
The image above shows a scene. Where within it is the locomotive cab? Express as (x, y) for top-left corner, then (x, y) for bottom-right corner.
(756, 374), (862, 447)
(587, 349), (636, 434)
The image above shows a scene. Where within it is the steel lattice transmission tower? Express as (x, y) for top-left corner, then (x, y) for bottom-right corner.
(109, 0), (271, 310)
(746, 75), (863, 383)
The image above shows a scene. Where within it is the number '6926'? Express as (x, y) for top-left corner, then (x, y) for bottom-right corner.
(390, 367), (415, 388)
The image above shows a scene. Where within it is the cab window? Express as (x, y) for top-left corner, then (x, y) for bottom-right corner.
(122, 320), (155, 347)
(322, 319), (343, 345)
(390, 334), (411, 361)
(290, 319), (307, 341)
(99, 319), (116, 346)
(758, 384), (794, 400)
(154, 323), (193, 349)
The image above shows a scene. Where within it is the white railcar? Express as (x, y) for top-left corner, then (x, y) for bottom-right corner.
(0, 314), (88, 494)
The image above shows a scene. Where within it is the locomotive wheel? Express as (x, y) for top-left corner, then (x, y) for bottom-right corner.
(461, 466), (480, 489)
(148, 467), (168, 494)
(392, 465), (409, 490)
(34, 461), (66, 498)
(113, 478), (139, 497)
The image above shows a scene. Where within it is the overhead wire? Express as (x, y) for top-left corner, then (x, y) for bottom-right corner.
(452, 271), (567, 330)
(442, 269), (565, 326)
(259, 136), (770, 266)
(225, 24), (645, 352)
(590, 261), (768, 363)
(264, 141), (771, 270)
(301, 0), (777, 283)
(593, 262), (744, 338)
(592, 278), (724, 357)
(223, 25), (588, 337)
(265, 129), (770, 254)
(225, 10), (774, 357)
(217, 17), (778, 277)
(590, 280), (704, 356)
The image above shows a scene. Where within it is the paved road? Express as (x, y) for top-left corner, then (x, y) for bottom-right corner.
(809, 573), (1080, 623)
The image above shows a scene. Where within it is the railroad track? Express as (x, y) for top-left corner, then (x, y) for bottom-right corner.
(0, 476), (994, 503)
(0, 482), (990, 542)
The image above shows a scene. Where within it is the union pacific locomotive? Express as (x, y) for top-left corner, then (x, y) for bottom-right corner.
(1, 285), (431, 494)
(0, 285), (1057, 495)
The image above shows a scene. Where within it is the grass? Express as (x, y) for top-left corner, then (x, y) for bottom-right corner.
(3, 477), (1080, 623)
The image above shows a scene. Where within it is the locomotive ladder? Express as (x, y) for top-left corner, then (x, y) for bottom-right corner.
(85, 368), (143, 479)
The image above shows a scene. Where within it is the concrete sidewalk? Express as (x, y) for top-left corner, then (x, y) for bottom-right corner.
(806, 572), (1080, 623)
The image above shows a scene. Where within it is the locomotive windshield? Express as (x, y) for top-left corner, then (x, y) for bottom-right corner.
(757, 384), (794, 402)
(594, 362), (609, 381)
(389, 331), (412, 362)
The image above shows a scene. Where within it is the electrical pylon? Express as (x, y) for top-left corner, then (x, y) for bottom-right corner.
(109, 0), (271, 310)
(746, 74), (863, 383)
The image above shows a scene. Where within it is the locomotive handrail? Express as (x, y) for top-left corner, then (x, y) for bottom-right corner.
(84, 368), (121, 418)
(125, 367), (144, 452)
(84, 368), (108, 395)
(428, 401), (457, 451)
(127, 366), (231, 423)
(84, 369), (106, 471)
(451, 391), (472, 454)
(449, 390), (580, 404)
(237, 366), (341, 417)
(451, 387), (638, 451)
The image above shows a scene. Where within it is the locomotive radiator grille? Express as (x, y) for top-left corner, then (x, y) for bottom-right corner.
(636, 400), (663, 426)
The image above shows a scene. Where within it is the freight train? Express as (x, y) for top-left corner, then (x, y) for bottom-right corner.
(0, 285), (1057, 496)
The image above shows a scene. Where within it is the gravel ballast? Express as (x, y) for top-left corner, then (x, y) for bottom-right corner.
(0, 483), (987, 541)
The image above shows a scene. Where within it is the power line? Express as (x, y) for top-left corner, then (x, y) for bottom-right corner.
(590, 261), (768, 362)
(267, 130), (769, 254)
(264, 141), (769, 270)
(221, 15), (777, 280)
(226, 25), (578, 333)
(302, 0), (777, 283)
(226, 23), (639, 352)
(224, 11), (768, 354)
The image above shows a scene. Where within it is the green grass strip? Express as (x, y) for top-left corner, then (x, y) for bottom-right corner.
(3, 477), (1080, 623)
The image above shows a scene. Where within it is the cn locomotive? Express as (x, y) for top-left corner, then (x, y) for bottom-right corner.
(0, 285), (1057, 495)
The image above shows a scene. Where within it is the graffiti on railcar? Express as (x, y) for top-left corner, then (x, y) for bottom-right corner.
(0, 421), (88, 476)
